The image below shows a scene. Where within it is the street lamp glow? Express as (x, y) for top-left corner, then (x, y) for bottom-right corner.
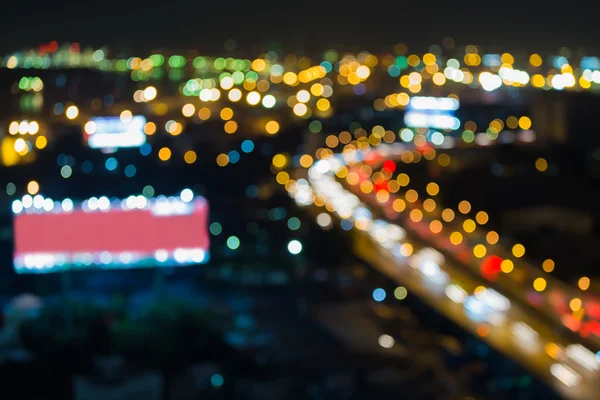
(287, 239), (302, 255)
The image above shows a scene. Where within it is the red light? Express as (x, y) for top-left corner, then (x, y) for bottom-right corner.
(382, 160), (396, 172)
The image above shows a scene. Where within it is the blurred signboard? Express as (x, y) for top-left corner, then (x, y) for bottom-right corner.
(85, 116), (146, 149)
(12, 194), (209, 273)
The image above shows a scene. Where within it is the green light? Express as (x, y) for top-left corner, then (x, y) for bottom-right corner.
(226, 236), (240, 250)
(18, 77), (30, 90)
(92, 49), (105, 62)
(245, 71), (259, 82)
(193, 57), (207, 69)
(309, 120), (322, 133)
(210, 222), (223, 236)
(323, 50), (339, 63)
(395, 56), (408, 69)
(150, 54), (164, 67)
(287, 217), (301, 231)
(142, 185), (155, 198)
(168, 55), (186, 68)
(115, 59), (128, 72)
(394, 286), (408, 300)
(213, 58), (226, 70)
(232, 71), (244, 84)
(462, 130), (475, 143)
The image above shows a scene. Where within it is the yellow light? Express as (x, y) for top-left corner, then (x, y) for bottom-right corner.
(376, 190), (390, 203)
(299, 155), (313, 168)
(251, 59), (266, 72)
(545, 343), (561, 360)
(35, 136), (47, 149)
(475, 211), (488, 225)
(27, 180), (40, 195)
(360, 180), (373, 194)
(397, 173), (410, 186)
(529, 54), (542, 67)
(120, 110), (133, 124)
(400, 243), (413, 257)
(486, 231), (499, 245)
(272, 154), (287, 169)
(316, 98), (330, 111)
(423, 198), (436, 212)
(578, 277), (590, 291)
(397, 93), (410, 106)
(65, 105), (79, 120)
(535, 158), (548, 172)
(392, 199), (406, 212)
(429, 220), (442, 234)
(144, 122), (156, 135)
(7, 56), (17, 69)
(500, 259), (514, 273)
(450, 231), (463, 245)
(533, 277), (547, 292)
(518, 116), (532, 130)
(531, 74), (545, 88)
(228, 88), (242, 102)
(264, 120), (280, 135)
(405, 189), (418, 203)
(184, 150), (197, 164)
(310, 83), (324, 96)
(224, 120), (238, 134)
(276, 171), (289, 185)
(473, 244), (487, 258)
(442, 208), (455, 222)
(167, 121), (183, 136)
(158, 147), (171, 161)
(569, 298), (582, 312)
(409, 209), (423, 222)
(542, 259), (555, 273)
(458, 200), (471, 214)
(216, 153), (229, 167)
(220, 108), (233, 121)
(432, 72), (446, 86)
(198, 107), (211, 120)
(293, 103), (308, 116)
(426, 182), (439, 196)
(182, 103), (196, 117)
(283, 72), (298, 85)
(474, 286), (486, 298)
(512, 244), (525, 258)
(463, 219), (476, 233)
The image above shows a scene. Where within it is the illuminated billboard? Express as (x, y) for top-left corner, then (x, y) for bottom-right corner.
(404, 96), (460, 130)
(12, 191), (209, 273)
(84, 116), (146, 149)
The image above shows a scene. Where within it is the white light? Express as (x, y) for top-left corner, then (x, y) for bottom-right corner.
(62, 198), (74, 212)
(262, 94), (276, 108)
(180, 188), (194, 203)
(19, 121), (29, 135)
(143, 86), (157, 101)
(445, 284), (467, 304)
(135, 195), (147, 209)
(190, 249), (205, 263)
(479, 72), (502, 92)
(100, 251), (112, 264)
(404, 112), (460, 130)
(550, 363), (581, 387)
(33, 195), (44, 208)
(87, 116), (147, 149)
(174, 248), (189, 263)
(551, 74), (565, 90)
(511, 322), (539, 348)
(378, 334), (395, 349)
(316, 213), (332, 228)
(199, 88), (212, 101)
(98, 196), (110, 211)
(12, 200), (23, 214)
(315, 160), (330, 174)
(88, 197), (99, 211)
(43, 198), (54, 211)
(566, 344), (599, 372)
(125, 195), (137, 209)
(409, 96), (459, 111)
(22, 195), (33, 208)
(155, 249), (168, 262)
(479, 288), (511, 312)
(287, 240), (302, 255)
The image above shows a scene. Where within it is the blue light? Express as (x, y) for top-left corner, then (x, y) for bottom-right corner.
(387, 65), (401, 77)
(103, 94), (114, 106)
(372, 288), (386, 302)
(140, 143), (152, 156)
(340, 219), (353, 231)
(105, 157), (118, 171)
(57, 154), (68, 166)
(53, 103), (64, 115)
(228, 150), (240, 164)
(353, 84), (366, 95)
(320, 61), (333, 73)
(241, 140), (254, 153)
(245, 185), (258, 198)
(55, 74), (67, 87)
(124, 164), (137, 178)
(81, 160), (93, 173)
(210, 373), (224, 387)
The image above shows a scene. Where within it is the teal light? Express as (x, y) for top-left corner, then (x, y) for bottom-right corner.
(226, 236), (240, 250)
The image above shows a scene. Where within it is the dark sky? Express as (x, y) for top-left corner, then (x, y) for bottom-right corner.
(2, 1), (599, 55)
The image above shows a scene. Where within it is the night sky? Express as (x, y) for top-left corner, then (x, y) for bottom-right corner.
(3, 1), (600, 54)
